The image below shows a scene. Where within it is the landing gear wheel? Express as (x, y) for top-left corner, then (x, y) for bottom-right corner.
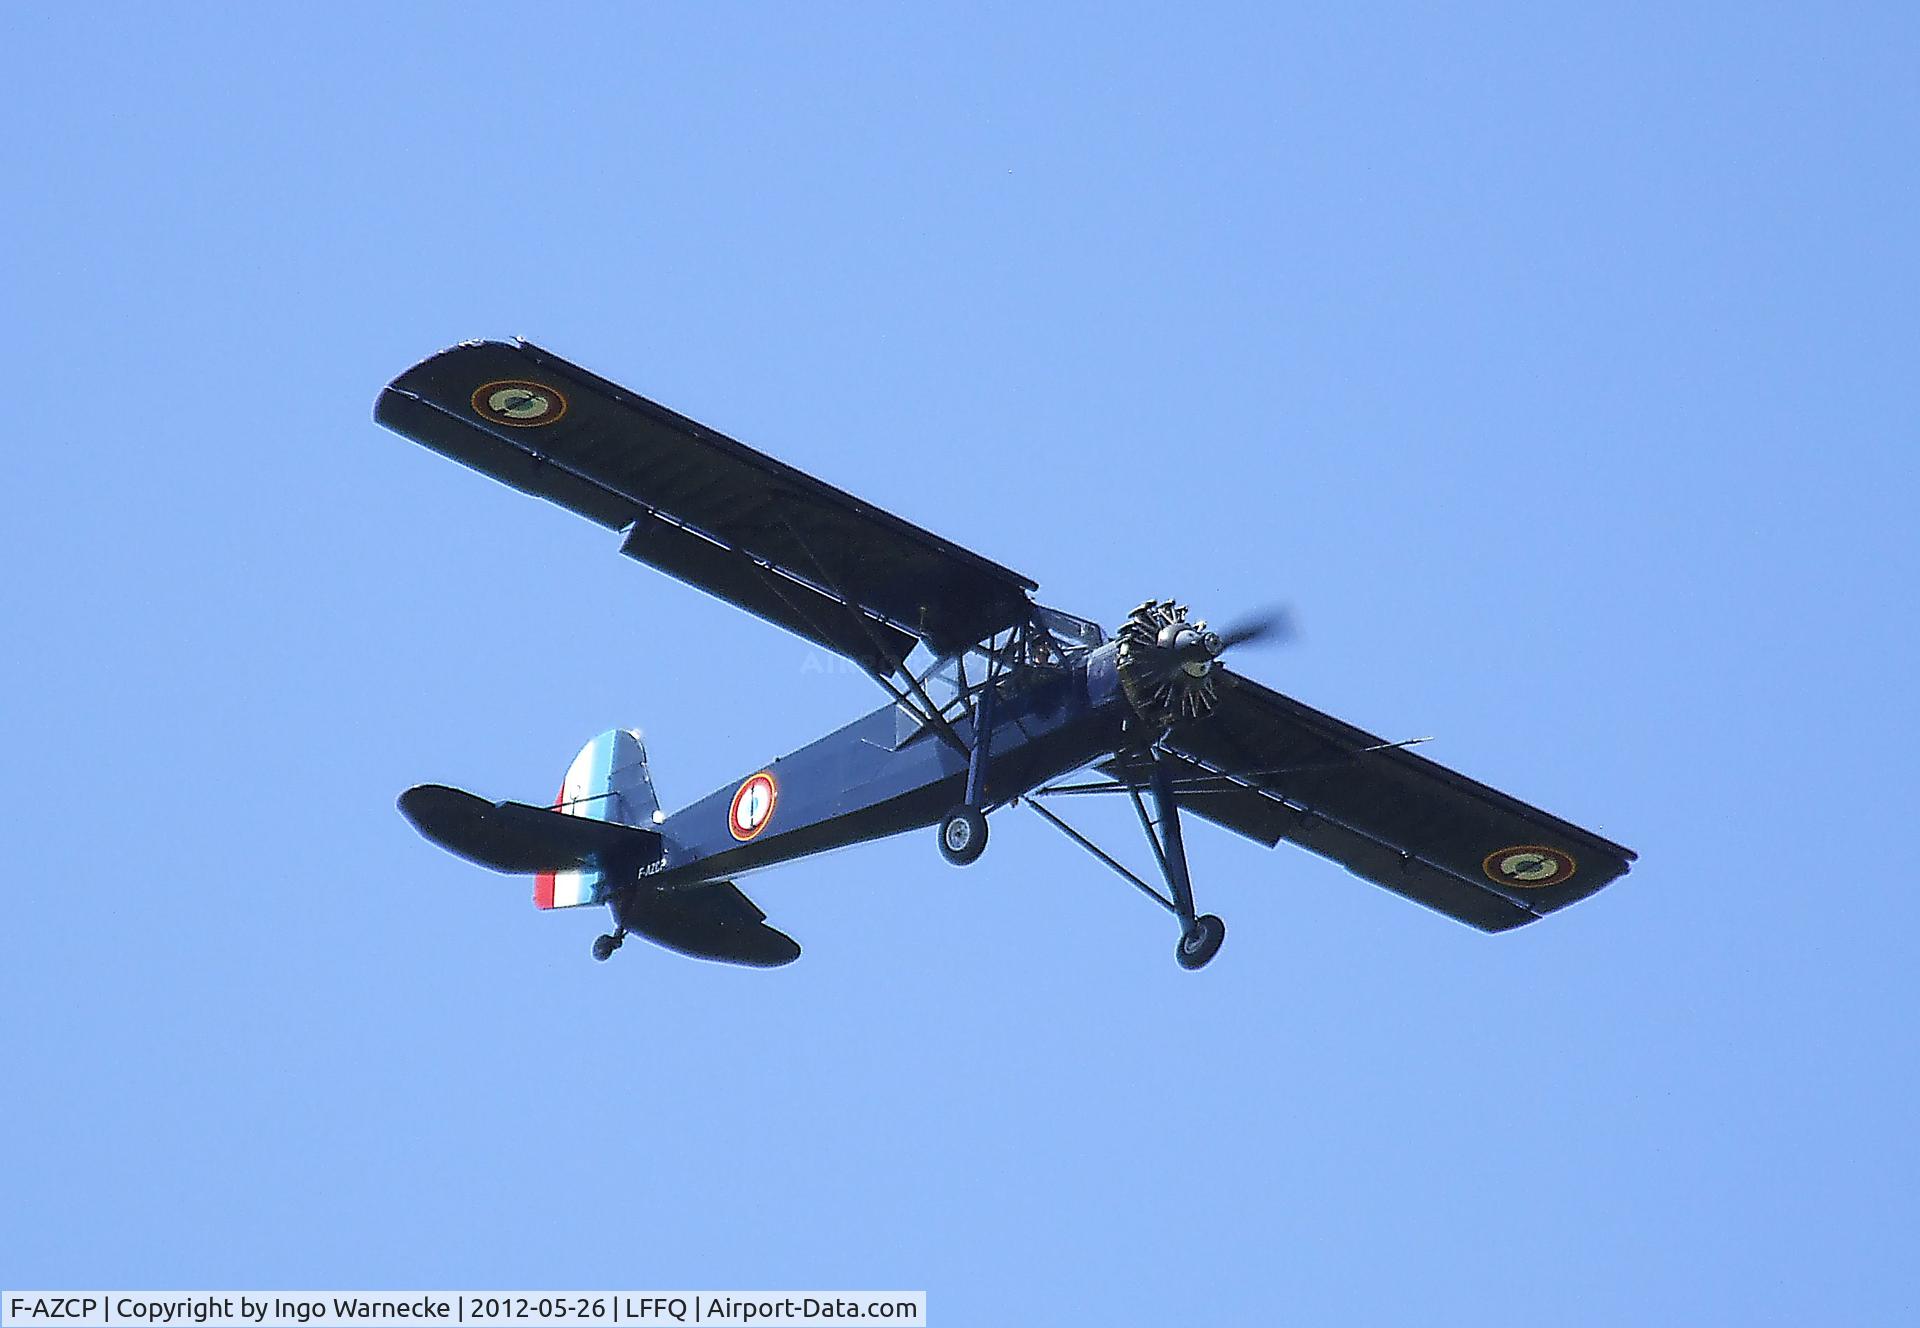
(591, 933), (622, 962)
(1175, 914), (1226, 970)
(938, 806), (989, 866)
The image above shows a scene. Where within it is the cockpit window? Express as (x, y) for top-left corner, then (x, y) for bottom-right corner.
(1033, 604), (1106, 650)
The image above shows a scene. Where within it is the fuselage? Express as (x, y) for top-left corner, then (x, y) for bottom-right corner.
(647, 642), (1137, 888)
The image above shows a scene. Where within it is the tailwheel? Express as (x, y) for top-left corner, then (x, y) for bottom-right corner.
(591, 932), (623, 962)
(938, 805), (989, 866)
(1175, 914), (1225, 970)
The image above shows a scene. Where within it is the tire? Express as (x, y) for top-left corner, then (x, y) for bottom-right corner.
(938, 805), (989, 866)
(1175, 914), (1226, 970)
(591, 934), (618, 962)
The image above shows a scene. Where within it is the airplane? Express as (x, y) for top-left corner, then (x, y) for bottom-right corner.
(377, 339), (1635, 970)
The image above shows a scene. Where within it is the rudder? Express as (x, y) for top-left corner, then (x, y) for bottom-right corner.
(537, 729), (661, 909)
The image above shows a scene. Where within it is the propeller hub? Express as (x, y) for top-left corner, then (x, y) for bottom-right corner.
(1158, 623), (1220, 660)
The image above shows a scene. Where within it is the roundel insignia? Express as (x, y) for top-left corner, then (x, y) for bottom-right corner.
(471, 379), (567, 428)
(1483, 845), (1577, 889)
(728, 772), (778, 842)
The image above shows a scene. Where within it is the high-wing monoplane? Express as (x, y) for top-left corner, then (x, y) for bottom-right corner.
(378, 340), (1634, 969)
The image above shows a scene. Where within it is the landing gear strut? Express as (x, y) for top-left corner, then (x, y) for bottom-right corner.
(1024, 750), (1228, 969)
(937, 677), (998, 867)
(1145, 758), (1224, 968)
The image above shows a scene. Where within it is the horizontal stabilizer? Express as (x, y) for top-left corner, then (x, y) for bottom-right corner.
(624, 881), (801, 968)
(399, 784), (665, 875)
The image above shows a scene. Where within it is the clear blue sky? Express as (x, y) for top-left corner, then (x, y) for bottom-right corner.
(3, 5), (1915, 1324)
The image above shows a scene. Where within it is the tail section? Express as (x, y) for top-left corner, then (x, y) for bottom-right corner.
(398, 727), (802, 968)
(537, 729), (662, 910)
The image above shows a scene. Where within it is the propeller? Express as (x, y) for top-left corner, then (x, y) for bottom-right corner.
(1213, 606), (1296, 651)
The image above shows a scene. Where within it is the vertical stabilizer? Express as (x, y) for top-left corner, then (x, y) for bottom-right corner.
(535, 729), (660, 909)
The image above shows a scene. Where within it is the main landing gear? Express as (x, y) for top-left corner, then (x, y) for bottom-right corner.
(1144, 757), (1226, 970)
(937, 677), (997, 868)
(591, 928), (626, 962)
(938, 806), (989, 865)
(1025, 752), (1228, 970)
(1176, 912), (1226, 970)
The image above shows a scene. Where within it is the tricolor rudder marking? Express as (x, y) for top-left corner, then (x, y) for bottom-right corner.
(535, 729), (661, 909)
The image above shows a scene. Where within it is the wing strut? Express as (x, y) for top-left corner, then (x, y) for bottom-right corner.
(776, 512), (974, 759)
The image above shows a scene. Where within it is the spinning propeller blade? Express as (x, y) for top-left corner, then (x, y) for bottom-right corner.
(1214, 606), (1297, 651)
